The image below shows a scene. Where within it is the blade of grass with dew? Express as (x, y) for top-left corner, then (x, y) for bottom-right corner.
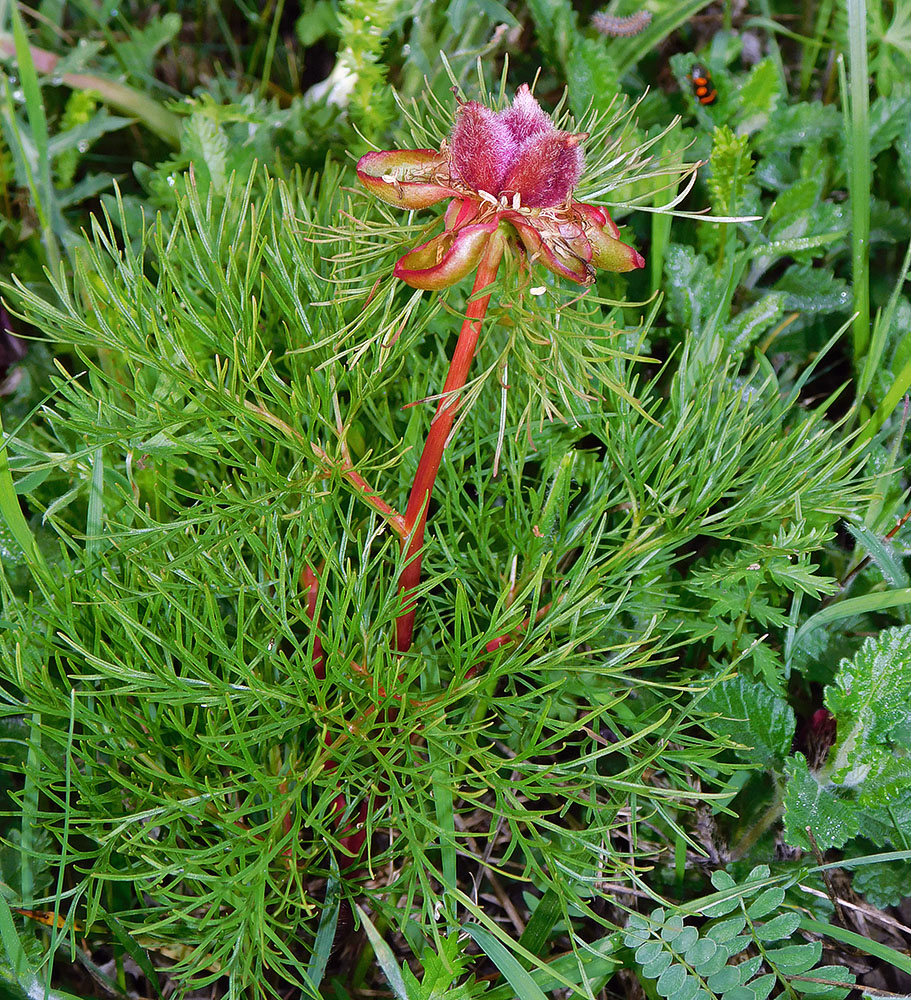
(462, 924), (550, 1000)
(0, 33), (181, 147)
(790, 588), (911, 654)
(799, 917), (911, 977)
(859, 351), (911, 447)
(844, 0), (872, 364)
(857, 236), (911, 406)
(844, 521), (909, 587)
(7, 4), (61, 274)
(355, 906), (409, 1000)
(306, 866), (341, 989)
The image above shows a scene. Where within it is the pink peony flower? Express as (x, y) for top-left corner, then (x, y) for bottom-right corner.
(356, 84), (644, 289)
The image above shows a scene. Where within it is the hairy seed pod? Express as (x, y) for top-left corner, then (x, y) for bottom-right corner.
(591, 9), (652, 37)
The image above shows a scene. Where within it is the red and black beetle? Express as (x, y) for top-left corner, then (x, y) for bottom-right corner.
(690, 64), (717, 105)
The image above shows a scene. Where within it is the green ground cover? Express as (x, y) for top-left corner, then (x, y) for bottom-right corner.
(1, 1), (911, 997)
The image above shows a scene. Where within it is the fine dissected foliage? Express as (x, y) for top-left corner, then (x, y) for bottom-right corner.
(1, 2), (911, 999)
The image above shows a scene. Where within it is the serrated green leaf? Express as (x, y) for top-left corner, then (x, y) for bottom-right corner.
(782, 753), (860, 850)
(851, 857), (911, 907)
(736, 59), (781, 135)
(708, 125), (755, 215)
(825, 626), (911, 786)
(746, 887), (786, 919)
(702, 678), (796, 768)
(755, 911), (801, 941)
(727, 293), (786, 353)
(765, 941), (823, 975)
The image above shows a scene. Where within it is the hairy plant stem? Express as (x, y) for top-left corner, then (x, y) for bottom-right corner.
(395, 232), (506, 653)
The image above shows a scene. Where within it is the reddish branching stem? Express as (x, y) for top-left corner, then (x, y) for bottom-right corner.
(395, 233), (506, 652)
(311, 443), (407, 536)
(301, 563), (326, 680)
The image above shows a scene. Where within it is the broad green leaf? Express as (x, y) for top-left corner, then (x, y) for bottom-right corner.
(749, 973), (776, 1000)
(782, 753), (860, 850)
(724, 988), (757, 1000)
(754, 911), (801, 941)
(635, 940), (664, 965)
(824, 626), (911, 787)
(705, 916), (746, 944)
(702, 677), (795, 768)
(706, 966), (741, 993)
(684, 937), (718, 969)
(851, 857), (911, 907)
(791, 964), (853, 996)
(656, 963), (688, 998)
(765, 941), (822, 975)
(746, 887), (786, 919)
(642, 952), (673, 980)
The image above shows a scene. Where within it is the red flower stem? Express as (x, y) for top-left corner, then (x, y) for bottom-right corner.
(395, 233), (506, 653)
(301, 564), (326, 680)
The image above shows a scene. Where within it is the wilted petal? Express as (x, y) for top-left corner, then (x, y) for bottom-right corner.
(585, 216), (645, 272)
(573, 201), (621, 239)
(504, 212), (595, 284)
(357, 149), (457, 209)
(394, 223), (499, 290)
(501, 130), (585, 208)
(451, 102), (514, 195)
(501, 83), (552, 142)
(443, 197), (482, 231)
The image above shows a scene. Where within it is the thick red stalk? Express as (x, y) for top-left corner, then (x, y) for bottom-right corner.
(395, 233), (506, 652)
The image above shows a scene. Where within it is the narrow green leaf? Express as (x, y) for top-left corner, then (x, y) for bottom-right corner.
(799, 917), (911, 976)
(104, 912), (164, 1000)
(355, 906), (409, 1000)
(791, 591), (911, 651)
(462, 923), (549, 1000)
(306, 870), (340, 988)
